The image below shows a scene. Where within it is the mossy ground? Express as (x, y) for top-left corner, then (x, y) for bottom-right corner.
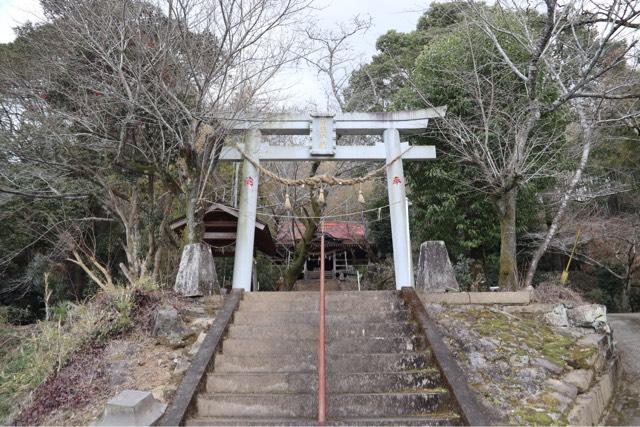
(514, 408), (555, 426)
(436, 306), (598, 425)
(458, 308), (584, 368)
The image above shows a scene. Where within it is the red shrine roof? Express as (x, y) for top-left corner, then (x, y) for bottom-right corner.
(277, 221), (368, 245)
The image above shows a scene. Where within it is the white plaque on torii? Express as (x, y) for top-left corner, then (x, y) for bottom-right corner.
(219, 107), (446, 291)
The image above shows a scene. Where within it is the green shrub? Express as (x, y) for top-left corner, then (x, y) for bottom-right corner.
(453, 255), (472, 291)
(0, 305), (35, 325)
(0, 320), (81, 422)
(255, 255), (286, 291)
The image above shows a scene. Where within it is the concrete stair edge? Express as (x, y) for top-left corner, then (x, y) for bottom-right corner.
(196, 391), (452, 418)
(206, 370), (443, 394)
(186, 414), (462, 426)
(220, 336), (425, 355)
(212, 351), (434, 373)
(226, 321), (417, 340)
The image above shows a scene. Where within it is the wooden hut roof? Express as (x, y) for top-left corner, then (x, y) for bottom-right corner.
(170, 203), (277, 257)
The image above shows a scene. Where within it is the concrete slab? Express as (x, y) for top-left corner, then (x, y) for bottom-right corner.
(238, 297), (405, 312)
(419, 291), (531, 305)
(186, 415), (461, 426)
(420, 292), (470, 304)
(468, 291), (530, 305)
(213, 351), (433, 374)
(232, 309), (410, 325)
(207, 370), (442, 394)
(93, 390), (166, 426)
(221, 336), (422, 355)
(197, 391), (450, 418)
(227, 321), (416, 340)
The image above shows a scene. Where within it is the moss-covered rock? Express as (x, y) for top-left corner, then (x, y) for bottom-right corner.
(427, 303), (608, 425)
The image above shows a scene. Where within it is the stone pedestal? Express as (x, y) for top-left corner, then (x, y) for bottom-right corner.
(93, 390), (166, 426)
(174, 243), (220, 297)
(415, 241), (459, 292)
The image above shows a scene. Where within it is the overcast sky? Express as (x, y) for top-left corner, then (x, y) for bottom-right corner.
(0, 0), (429, 107)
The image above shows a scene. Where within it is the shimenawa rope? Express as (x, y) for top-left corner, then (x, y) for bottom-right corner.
(233, 142), (412, 187)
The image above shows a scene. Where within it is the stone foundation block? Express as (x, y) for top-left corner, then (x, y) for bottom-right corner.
(93, 390), (166, 426)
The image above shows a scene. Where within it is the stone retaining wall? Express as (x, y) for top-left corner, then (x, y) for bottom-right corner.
(422, 296), (619, 424)
(568, 357), (621, 426)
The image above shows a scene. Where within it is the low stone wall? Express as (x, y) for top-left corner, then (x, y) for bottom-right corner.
(501, 301), (620, 425)
(567, 357), (620, 426)
(420, 290), (531, 305)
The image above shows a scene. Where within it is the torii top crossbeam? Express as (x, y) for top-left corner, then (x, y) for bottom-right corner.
(224, 108), (446, 135)
(220, 107), (446, 292)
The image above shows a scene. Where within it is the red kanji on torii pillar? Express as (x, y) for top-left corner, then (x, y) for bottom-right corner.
(219, 108), (446, 291)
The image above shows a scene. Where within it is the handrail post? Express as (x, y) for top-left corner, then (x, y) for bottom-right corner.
(318, 220), (327, 424)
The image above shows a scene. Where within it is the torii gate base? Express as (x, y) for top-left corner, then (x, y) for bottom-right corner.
(221, 109), (445, 291)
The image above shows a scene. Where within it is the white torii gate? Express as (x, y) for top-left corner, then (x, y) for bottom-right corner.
(220, 108), (445, 291)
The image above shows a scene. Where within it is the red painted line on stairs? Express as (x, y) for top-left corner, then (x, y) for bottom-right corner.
(318, 220), (327, 424)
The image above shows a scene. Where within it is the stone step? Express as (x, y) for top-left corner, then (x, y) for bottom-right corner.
(207, 370), (442, 394)
(213, 351), (433, 374)
(242, 290), (398, 302)
(326, 415), (462, 426)
(226, 322), (417, 340)
(196, 391), (450, 418)
(293, 280), (360, 292)
(232, 310), (411, 325)
(221, 337), (424, 356)
(237, 298), (405, 313)
(186, 417), (315, 426)
(186, 415), (461, 426)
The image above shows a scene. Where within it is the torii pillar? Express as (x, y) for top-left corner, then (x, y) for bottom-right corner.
(384, 128), (413, 288)
(231, 129), (261, 291)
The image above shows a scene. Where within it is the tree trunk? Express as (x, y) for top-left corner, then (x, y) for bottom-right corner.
(524, 106), (593, 288)
(621, 277), (631, 313)
(281, 218), (318, 290)
(104, 183), (145, 285)
(280, 162), (323, 291)
(496, 187), (518, 290)
(185, 183), (205, 244)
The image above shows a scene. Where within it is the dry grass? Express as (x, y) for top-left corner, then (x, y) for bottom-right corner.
(0, 287), (191, 425)
(0, 311), (95, 423)
(532, 280), (587, 305)
(0, 288), (151, 424)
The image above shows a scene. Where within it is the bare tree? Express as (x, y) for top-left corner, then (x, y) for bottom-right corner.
(304, 15), (372, 111)
(1, 0), (312, 291)
(543, 214), (640, 311)
(462, 0), (640, 288)
(260, 17), (372, 290)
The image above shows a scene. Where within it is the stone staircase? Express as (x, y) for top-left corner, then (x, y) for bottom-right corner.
(186, 290), (461, 425)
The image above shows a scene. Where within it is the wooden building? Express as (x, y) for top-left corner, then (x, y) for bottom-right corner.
(276, 221), (373, 280)
(169, 203), (277, 257)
